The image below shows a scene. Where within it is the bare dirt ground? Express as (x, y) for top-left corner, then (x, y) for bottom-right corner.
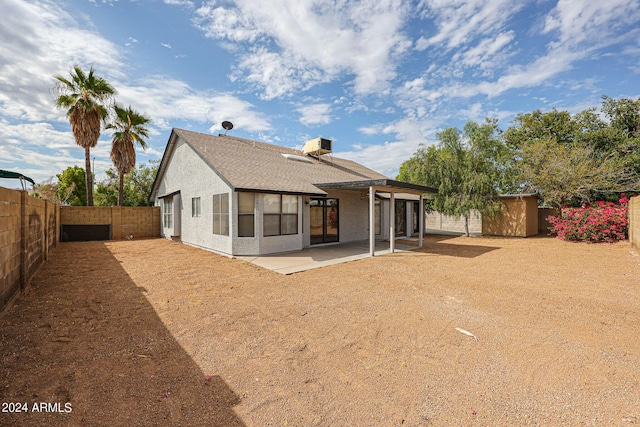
(1, 235), (639, 426)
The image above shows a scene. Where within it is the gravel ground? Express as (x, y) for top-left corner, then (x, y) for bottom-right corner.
(1, 235), (639, 426)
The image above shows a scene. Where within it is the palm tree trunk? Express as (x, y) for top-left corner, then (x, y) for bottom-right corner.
(118, 171), (125, 206)
(84, 147), (93, 206)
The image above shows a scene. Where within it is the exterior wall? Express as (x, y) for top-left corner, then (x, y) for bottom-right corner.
(160, 198), (175, 238)
(379, 199), (421, 239)
(426, 210), (482, 234)
(1, 187), (59, 314)
(327, 189), (370, 244)
(380, 200), (390, 240)
(538, 208), (560, 235)
(60, 206), (160, 239)
(482, 195), (539, 237)
(302, 197), (311, 247)
(234, 193), (305, 256)
(152, 138), (433, 254)
(630, 196), (640, 254)
(257, 193), (304, 255)
(155, 137), (233, 254)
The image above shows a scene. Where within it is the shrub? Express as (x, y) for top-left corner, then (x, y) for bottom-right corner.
(547, 195), (629, 243)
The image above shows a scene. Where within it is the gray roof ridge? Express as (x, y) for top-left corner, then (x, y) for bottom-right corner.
(174, 127), (307, 157)
(171, 127), (388, 183)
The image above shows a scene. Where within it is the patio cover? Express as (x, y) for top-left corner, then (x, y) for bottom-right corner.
(315, 179), (437, 256)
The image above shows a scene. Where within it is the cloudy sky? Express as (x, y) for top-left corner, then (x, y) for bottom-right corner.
(1, 0), (639, 188)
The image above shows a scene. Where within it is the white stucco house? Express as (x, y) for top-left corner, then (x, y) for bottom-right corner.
(149, 128), (436, 256)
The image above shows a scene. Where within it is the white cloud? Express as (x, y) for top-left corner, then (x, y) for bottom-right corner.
(454, 31), (515, 70)
(417, 0), (522, 50)
(113, 76), (271, 133)
(0, 0), (123, 122)
(450, 49), (583, 99)
(164, 0), (194, 7)
(341, 116), (442, 177)
(544, 0), (640, 48)
(403, 0), (640, 108)
(194, 0), (411, 97)
(161, 42), (172, 49)
(0, 0), (273, 185)
(0, 121), (87, 183)
(232, 48), (327, 100)
(298, 103), (332, 127)
(194, 3), (264, 43)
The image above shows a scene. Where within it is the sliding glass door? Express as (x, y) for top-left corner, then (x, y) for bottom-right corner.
(310, 198), (339, 244)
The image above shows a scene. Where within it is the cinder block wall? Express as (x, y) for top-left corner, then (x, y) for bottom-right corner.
(1, 187), (58, 313)
(0, 187), (22, 312)
(60, 206), (161, 239)
(426, 210), (482, 234)
(119, 207), (161, 239)
(60, 206), (112, 224)
(630, 196), (640, 254)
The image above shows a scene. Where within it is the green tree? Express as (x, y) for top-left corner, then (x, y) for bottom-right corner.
(106, 105), (151, 206)
(56, 166), (87, 206)
(600, 96), (640, 177)
(398, 120), (510, 236)
(54, 66), (116, 206)
(504, 99), (640, 207)
(95, 161), (159, 207)
(601, 95), (640, 138)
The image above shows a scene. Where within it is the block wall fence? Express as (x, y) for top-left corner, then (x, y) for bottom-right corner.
(1, 185), (160, 314)
(0, 186), (59, 314)
(630, 195), (640, 254)
(60, 206), (160, 240)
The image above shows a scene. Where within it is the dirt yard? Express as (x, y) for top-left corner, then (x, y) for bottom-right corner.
(1, 235), (639, 426)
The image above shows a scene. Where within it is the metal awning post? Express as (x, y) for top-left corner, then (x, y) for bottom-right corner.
(390, 191), (395, 253)
(369, 186), (375, 257)
(419, 193), (424, 248)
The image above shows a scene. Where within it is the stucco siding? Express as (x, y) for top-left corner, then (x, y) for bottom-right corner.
(233, 193), (305, 256)
(156, 137), (233, 254)
(322, 189), (370, 243)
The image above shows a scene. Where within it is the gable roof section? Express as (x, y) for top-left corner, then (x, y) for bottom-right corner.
(151, 128), (391, 199)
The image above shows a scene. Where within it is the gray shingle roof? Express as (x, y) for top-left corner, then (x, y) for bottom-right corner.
(173, 128), (390, 195)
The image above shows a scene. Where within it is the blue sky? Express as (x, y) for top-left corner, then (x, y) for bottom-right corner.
(1, 0), (639, 189)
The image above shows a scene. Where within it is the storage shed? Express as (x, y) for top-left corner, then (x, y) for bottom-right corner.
(482, 194), (539, 237)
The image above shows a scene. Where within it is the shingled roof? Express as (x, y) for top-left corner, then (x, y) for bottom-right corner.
(154, 128), (391, 196)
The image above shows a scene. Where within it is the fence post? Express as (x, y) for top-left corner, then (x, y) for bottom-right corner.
(19, 191), (26, 290)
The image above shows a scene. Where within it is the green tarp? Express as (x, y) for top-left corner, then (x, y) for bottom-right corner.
(0, 169), (35, 185)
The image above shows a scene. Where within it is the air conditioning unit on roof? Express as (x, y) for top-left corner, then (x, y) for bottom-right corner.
(302, 137), (332, 156)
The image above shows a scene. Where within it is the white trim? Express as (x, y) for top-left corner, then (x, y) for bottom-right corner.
(369, 186), (375, 256)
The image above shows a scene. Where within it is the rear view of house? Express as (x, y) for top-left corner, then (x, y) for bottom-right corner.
(149, 128), (435, 256)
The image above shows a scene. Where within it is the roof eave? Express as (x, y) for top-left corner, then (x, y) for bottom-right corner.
(314, 179), (437, 194)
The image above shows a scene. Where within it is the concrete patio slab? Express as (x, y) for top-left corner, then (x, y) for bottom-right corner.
(236, 240), (416, 274)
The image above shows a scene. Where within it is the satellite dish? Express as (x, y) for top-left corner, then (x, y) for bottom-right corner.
(222, 121), (233, 135)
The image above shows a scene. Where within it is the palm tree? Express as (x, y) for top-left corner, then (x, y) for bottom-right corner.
(107, 105), (151, 206)
(54, 66), (116, 206)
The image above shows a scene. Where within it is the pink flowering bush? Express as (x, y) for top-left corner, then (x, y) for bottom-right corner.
(547, 195), (629, 243)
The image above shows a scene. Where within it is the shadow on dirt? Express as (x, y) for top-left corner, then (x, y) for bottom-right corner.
(0, 242), (245, 427)
(411, 234), (501, 258)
